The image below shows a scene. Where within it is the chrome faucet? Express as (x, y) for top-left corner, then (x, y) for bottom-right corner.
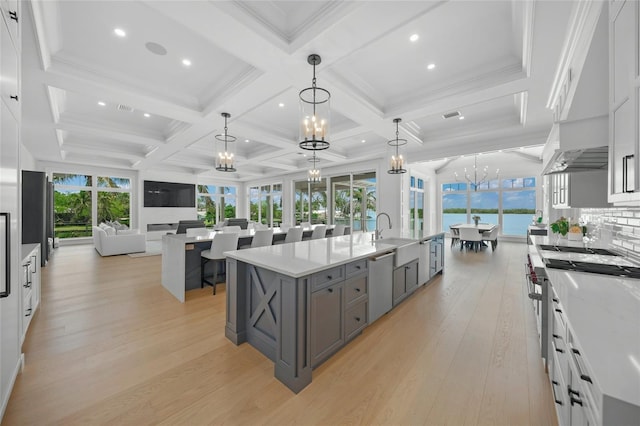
(375, 212), (392, 240)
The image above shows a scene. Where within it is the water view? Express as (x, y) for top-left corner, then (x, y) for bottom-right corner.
(443, 213), (533, 236)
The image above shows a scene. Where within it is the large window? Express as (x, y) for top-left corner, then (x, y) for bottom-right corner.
(331, 172), (376, 231)
(295, 180), (327, 225)
(409, 176), (425, 238)
(248, 183), (282, 227)
(53, 174), (131, 239)
(441, 177), (536, 236)
(197, 185), (237, 226)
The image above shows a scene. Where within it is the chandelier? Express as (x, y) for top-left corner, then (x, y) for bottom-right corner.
(299, 54), (330, 151)
(308, 152), (321, 183)
(215, 112), (236, 172)
(454, 154), (499, 190)
(387, 118), (407, 174)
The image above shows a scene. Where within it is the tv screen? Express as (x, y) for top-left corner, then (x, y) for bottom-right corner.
(144, 180), (195, 208)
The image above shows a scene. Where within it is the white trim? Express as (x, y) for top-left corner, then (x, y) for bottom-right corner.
(0, 357), (22, 421)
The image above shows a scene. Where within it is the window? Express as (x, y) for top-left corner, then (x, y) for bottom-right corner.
(295, 180), (327, 225)
(53, 173), (132, 239)
(248, 183), (282, 227)
(441, 176), (536, 236)
(330, 172), (376, 231)
(409, 175), (425, 238)
(197, 185), (237, 225)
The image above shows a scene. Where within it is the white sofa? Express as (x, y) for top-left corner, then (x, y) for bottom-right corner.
(92, 226), (146, 256)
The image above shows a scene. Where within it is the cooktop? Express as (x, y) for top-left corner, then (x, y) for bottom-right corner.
(538, 245), (618, 256)
(544, 258), (640, 279)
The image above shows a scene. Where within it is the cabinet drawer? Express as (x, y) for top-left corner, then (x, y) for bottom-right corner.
(345, 259), (367, 277)
(345, 274), (367, 306)
(344, 301), (367, 341)
(311, 265), (345, 291)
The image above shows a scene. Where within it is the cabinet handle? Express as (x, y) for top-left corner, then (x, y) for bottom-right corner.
(327, 275), (332, 280)
(355, 265), (361, 269)
(354, 317), (361, 322)
(24, 308), (32, 317)
(551, 380), (563, 405)
(570, 347), (593, 384)
(552, 297), (559, 303)
(568, 386), (583, 406)
(623, 155), (635, 193)
(552, 334), (562, 340)
(9, 10), (18, 22)
(10, 95), (18, 102)
(555, 347), (564, 354)
(327, 288), (333, 293)
(555, 308), (563, 314)
(355, 288), (360, 292)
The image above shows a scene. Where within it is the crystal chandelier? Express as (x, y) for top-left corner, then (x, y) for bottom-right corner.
(308, 152), (321, 183)
(215, 112), (236, 172)
(387, 118), (407, 174)
(299, 54), (330, 151)
(454, 154), (499, 190)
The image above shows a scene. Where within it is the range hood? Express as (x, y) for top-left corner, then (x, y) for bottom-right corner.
(542, 115), (608, 175)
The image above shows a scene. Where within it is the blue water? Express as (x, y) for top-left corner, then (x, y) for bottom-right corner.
(443, 214), (532, 236)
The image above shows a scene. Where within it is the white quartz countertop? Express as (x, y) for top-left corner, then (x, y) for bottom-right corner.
(545, 268), (640, 407)
(225, 232), (403, 278)
(530, 240), (640, 407)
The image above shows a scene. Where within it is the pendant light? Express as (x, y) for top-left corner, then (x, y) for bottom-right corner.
(299, 54), (330, 151)
(308, 152), (321, 183)
(215, 112), (236, 172)
(387, 118), (407, 174)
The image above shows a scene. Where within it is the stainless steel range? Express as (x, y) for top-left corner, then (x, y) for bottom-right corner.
(538, 245), (640, 278)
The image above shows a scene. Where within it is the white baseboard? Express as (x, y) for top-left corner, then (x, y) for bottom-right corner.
(0, 355), (23, 422)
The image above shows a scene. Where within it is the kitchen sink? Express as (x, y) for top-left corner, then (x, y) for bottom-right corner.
(375, 238), (419, 267)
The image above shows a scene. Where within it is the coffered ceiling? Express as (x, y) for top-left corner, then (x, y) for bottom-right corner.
(21, 0), (573, 181)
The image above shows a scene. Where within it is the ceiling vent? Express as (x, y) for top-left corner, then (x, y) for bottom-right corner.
(442, 111), (461, 119)
(117, 104), (134, 112)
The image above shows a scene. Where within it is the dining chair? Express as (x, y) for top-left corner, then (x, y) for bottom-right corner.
(253, 223), (268, 230)
(458, 227), (483, 252)
(200, 232), (240, 295)
(222, 226), (242, 233)
(186, 227), (210, 237)
(482, 227), (499, 251)
(332, 224), (346, 236)
(250, 229), (273, 248)
(310, 225), (327, 240)
(449, 226), (460, 248)
(283, 226), (304, 243)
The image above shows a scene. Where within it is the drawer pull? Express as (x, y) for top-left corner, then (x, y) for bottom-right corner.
(24, 308), (32, 317)
(10, 95), (18, 102)
(555, 347), (564, 354)
(570, 396), (583, 407)
(552, 297), (559, 303)
(551, 380), (563, 405)
(355, 288), (360, 292)
(327, 275), (332, 280)
(570, 347), (593, 384)
(355, 265), (361, 269)
(354, 317), (361, 322)
(552, 334), (562, 340)
(555, 308), (563, 314)
(9, 10), (18, 22)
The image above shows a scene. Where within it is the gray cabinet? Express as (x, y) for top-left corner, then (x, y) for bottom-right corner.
(393, 259), (418, 306)
(310, 281), (344, 367)
(429, 234), (444, 278)
(310, 259), (369, 368)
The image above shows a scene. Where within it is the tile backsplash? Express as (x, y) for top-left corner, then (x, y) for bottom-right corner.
(580, 207), (640, 262)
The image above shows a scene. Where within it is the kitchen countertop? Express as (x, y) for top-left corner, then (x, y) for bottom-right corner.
(530, 239), (640, 408)
(225, 232), (413, 278)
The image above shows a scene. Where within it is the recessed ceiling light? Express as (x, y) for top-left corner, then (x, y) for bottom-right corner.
(427, 63), (436, 70)
(361, 139), (366, 143)
(278, 102), (285, 108)
(97, 101), (106, 106)
(459, 116), (465, 120)
(520, 147), (525, 150)
(114, 28), (126, 38)
(245, 139), (250, 143)
(410, 34), (419, 42)
(182, 58), (191, 67)
(143, 113), (150, 118)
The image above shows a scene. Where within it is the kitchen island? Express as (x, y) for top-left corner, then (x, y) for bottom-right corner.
(224, 232), (445, 392)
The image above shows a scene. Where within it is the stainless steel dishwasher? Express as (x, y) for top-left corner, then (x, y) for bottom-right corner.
(368, 251), (395, 323)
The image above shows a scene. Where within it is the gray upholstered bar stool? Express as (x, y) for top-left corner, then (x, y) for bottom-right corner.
(200, 232), (239, 295)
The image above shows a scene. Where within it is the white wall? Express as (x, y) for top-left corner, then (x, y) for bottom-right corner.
(20, 145), (35, 171)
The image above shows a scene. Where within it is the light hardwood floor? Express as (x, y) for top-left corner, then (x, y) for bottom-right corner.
(3, 240), (558, 425)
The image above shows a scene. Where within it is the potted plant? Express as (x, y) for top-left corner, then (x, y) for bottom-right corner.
(472, 215), (481, 226)
(550, 216), (569, 236)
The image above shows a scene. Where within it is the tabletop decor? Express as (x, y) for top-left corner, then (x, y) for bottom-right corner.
(472, 215), (481, 226)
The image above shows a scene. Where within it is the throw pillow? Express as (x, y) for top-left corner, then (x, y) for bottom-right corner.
(104, 226), (116, 236)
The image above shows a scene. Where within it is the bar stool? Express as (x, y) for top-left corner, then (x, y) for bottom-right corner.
(275, 227), (303, 244)
(310, 225), (327, 240)
(200, 233), (239, 295)
(250, 229), (273, 248)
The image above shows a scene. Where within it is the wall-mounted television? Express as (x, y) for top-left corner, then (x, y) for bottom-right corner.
(144, 180), (195, 208)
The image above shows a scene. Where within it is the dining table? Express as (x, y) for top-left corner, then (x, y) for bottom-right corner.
(450, 223), (497, 233)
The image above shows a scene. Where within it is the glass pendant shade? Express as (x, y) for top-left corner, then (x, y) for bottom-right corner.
(387, 118), (407, 174)
(215, 112), (236, 172)
(454, 154), (499, 190)
(299, 54), (331, 151)
(308, 153), (321, 183)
